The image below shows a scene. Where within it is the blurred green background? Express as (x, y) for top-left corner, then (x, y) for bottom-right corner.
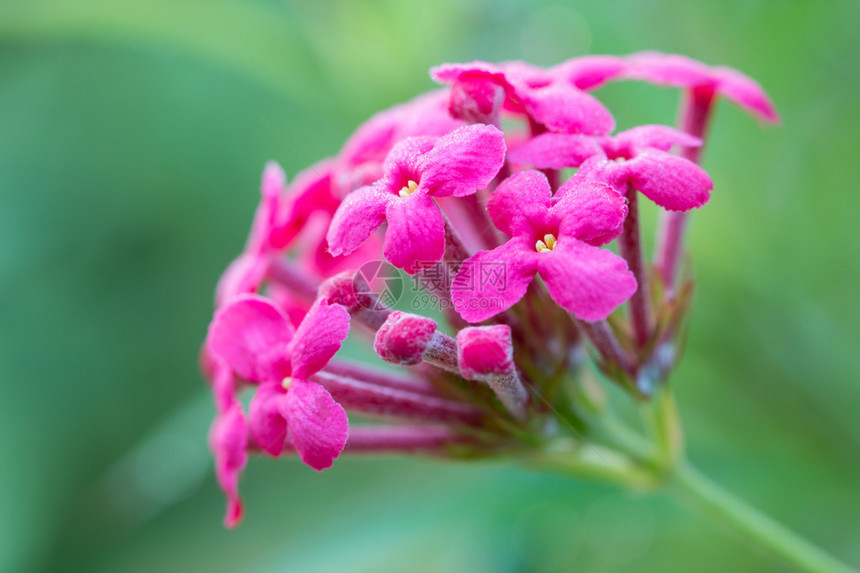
(1, 1), (858, 571)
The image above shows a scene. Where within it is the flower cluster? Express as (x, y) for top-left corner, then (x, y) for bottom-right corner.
(202, 51), (776, 526)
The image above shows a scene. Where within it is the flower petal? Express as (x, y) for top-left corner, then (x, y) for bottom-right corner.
(289, 299), (351, 380)
(520, 83), (615, 135)
(613, 125), (702, 153)
(214, 252), (269, 308)
(487, 170), (552, 237)
(211, 359), (238, 413)
(270, 159), (339, 249)
(447, 74), (506, 124)
(452, 236), (539, 323)
(207, 294), (294, 383)
(339, 106), (400, 167)
(624, 51), (712, 86)
(380, 136), (438, 188)
(248, 382), (288, 457)
(393, 90), (465, 140)
(326, 184), (393, 257)
(624, 52), (779, 124)
(245, 162), (286, 255)
(712, 66), (780, 123)
(209, 402), (248, 528)
(419, 125), (506, 197)
(339, 90), (462, 168)
(507, 132), (601, 169)
(430, 61), (510, 86)
(538, 239), (637, 322)
(283, 379), (349, 471)
(621, 151), (712, 211)
(552, 55), (628, 90)
(383, 191), (446, 273)
(553, 179), (628, 247)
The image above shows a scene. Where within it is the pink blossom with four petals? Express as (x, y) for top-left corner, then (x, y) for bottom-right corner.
(206, 293), (352, 523)
(431, 60), (615, 135)
(326, 124), (506, 273)
(452, 170), (636, 323)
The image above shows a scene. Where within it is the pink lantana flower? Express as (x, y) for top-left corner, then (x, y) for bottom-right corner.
(623, 51), (779, 123)
(326, 124), (506, 273)
(430, 60), (615, 135)
(451, 170), (636, 323)
(207, 294), (351, 470)
(510, 125), (713, 212)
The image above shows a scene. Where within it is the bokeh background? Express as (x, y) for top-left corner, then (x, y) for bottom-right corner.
(1, 1), (858, 571)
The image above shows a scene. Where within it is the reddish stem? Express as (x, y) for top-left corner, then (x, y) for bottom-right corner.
(285, 425), (469, 455)
(460, 192), (501, 250)
(575, 319), (634, 375)
(266, 258), (319, 301)
(343, 425), (468, 453)
(313, 371), (483, 425)
(655, 87), (716, 289)
(323, 360), (440, 397)
(423, 330), (460, 374)
(618, 184), (651, 349)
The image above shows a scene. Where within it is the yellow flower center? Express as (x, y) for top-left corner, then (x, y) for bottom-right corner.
(281, 377), (292, 390)
(535, 233), (557, 253)
(398, 180), (419, 198)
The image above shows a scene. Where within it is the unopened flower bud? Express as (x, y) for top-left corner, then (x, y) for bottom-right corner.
(457, 325), (528, 422)
(374, 311), (459, 372)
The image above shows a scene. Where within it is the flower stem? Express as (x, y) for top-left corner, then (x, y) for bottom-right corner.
(266, 258), (320, 300)
(556, 384), (854, 572)
(655, 86), (716, 289)
(618, 184), (651, 349)
(671, 463), (856, 573)
(575, 318), (635, 376)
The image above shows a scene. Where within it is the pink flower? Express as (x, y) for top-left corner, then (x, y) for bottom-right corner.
(509, 125), (712, 212)
(326, 124), (506, 273)
(624, 51), (779, 123)
(430, 60), (615, 135)
(451, 170), (636, 323)
(215, 160), (339, 306)
(206, 294), (351, 470)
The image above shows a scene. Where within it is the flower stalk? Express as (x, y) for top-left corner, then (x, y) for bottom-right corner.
(655, 87), (716, 289)
(671, 464), (855, 573)
(617, 183), (652, 350)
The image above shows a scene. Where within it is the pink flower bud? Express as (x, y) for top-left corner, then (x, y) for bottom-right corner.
(374, 311), (438, 365)
(457, 325), (528, 422)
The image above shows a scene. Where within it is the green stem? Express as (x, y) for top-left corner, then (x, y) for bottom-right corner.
(527, 439), (659, 491)
(557, 383), (854, 572)
(671, 463), (856, 573)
